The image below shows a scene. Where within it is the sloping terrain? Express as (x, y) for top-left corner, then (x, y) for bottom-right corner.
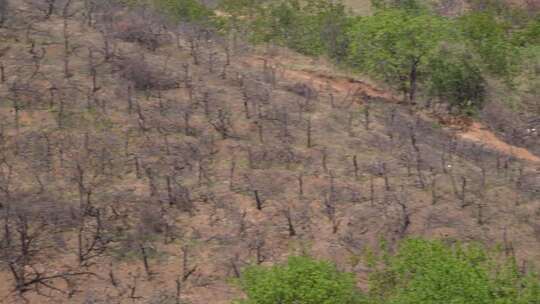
(0, 1), (539, 303)
(243, 53), (540, 163)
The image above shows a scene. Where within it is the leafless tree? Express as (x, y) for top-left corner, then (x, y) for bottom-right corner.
(180, 244), (197, 282)
(76, 207), (113, 267)
(114, 8), (168, 51)
(115, 55), (179, 91)
(61, 0), (77, 78)
(282, 207), (296, 237)
(0, 0), (7, 27)
(363, 103), (371, 130)
(249, 230), (266, 265)
(409, 127), (426, 189)
(322, 173), (341, 234)
(208, 107), (234, 140)
(25, 0), (59, 19)
(7, 78), (42, 131)
(306, 115), (313, 148)
(0, 193), (93, 296)
(395, 187), (411, 239)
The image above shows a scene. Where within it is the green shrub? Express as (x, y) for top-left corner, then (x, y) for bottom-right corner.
(370, 0), (427, 12)
(235, 255), (364, 304)
(458, 12), (519, 78)
(428, 49), (486, 114)
(214, 0), (534, 114)
(154, 0), (214, 22)
(367, 238), (540, 304)
(233, 240), (540, 304)
(228, 0), (349, 57)
(346, 9), (450, 103)
(513, 17), (540, 47)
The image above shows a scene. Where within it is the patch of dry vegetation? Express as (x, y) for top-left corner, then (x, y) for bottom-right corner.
(0, 1), (538, 303)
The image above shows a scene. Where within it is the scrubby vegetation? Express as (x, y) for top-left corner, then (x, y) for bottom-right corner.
(367, 238), (540, 304)
(155, 0), (214, 22)
(236, 239), (540, 304)
(235, 255), (363, 304)
(0, 0), (538, 303)
(217, 0), (539, 114)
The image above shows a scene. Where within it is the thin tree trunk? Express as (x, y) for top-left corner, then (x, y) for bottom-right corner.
(409, 59), (419, 103)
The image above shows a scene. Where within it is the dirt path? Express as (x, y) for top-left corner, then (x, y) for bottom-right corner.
(244, 56), (398, 101)
(460, 122), (540, 163)
(243, 56), (540, 164)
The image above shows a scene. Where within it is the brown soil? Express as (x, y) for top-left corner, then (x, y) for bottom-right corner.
(1, 3), (539, 304)
(244, 55), (540, 164)
(460, 122), (540, 164)
(243, 56), (399, 101)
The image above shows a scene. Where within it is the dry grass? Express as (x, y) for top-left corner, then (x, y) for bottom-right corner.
(343, 0), (373, 15)
(0, 1), (538, 304)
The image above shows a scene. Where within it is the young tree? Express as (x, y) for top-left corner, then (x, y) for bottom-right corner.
(0, 193), (93, 295)
(0, 0), (7, 27)
(242, 0), (349, 57)
(347, 9), (449, 103)
(428, 48), (486, 114)
(458, 11), (518, 78)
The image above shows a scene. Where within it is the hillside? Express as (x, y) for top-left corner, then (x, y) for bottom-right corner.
(345, 0), (540, 15)
(0, 0), (539, 303)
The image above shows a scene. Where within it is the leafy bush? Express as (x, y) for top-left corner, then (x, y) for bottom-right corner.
(370, 0), (427, 11)
(513, 17), (540, 47)
(216, 0), (535, 114)
(428, 49), (486, 114)
(235, 255), (364, 304)
(346, 9), (492, 112)
(266, 0), (327, 56)
(154, 0), (214, 22)
(228, 0), (349, 57)
(235, 240), (540, 304)
(458, 12), (519, 78)
(346, 9), (449, 103)
(367, 238), (540, 304)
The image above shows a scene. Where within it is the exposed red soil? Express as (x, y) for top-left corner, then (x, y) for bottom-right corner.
(243, 55), (540, 164)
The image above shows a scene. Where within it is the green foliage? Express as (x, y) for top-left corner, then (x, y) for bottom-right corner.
(428, 48), (486, 114)
(347, 9), (449, 102)
(458, 12), (519, 77)
(215, 0), (536, 113)
(223, 0), (349, 57)
(234, 240), (540, 304)
(466, 0), (535, 26)
(370, 0), (427, 12)
(219, 0), (264, 17)
(345, 8), (495, 111)
(467, 0), (508, 15)
(235, 255), (364, 304)
(154, 0), (214, 22)
(513, 17), (540, 47)
(265, 1), (319, 52)
(367, 238), (540, 304)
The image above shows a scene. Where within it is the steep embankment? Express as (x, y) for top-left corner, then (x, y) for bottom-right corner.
(0, 1), (538, 304)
